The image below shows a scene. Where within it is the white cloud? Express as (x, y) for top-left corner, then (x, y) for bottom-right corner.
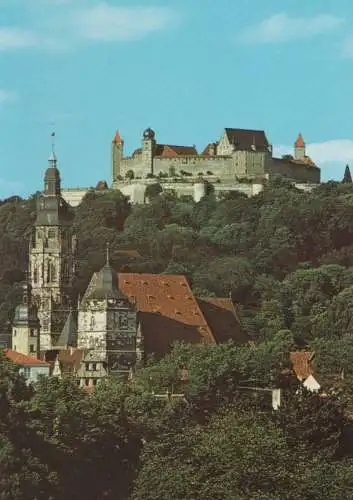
(0, 3), (176, 51)
(71, 4), (174, 42)
(0, 27), (38, 50)
(342, 35), (353, 58)
(238, 13), (343, 44)
(0, 89), (16, 106)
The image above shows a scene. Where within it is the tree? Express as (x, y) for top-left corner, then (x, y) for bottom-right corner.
(133, 408), (299, 500)
(343, 165), (352, 183)
(0, 352), (58, 500)
(145, 183), (162, 201)
(126, 170), (135, 180)
(278, 387), (346, 459)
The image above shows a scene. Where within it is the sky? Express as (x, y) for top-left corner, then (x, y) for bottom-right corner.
(1, 0), (353, 197)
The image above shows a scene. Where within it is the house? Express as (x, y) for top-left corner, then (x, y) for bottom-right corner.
(290, 351), (321, 392)
(3, 348), (50, 384)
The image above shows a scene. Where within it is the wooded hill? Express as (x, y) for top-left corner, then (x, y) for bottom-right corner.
(3, 179), (353, 498)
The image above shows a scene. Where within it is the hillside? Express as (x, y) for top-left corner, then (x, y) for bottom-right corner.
(2, 179), (353, 353)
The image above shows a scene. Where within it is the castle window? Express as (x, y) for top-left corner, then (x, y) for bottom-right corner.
(14, 345), (16, 351)
(48, 229), (55, 239)
(93, 379), (97, 386)
(85, 378), (89, 386)
(33, 268), (38, 284)
(29, 344), (35, 353)
(23, 367), (31, 378)
(30, 329), (35, 337)
(13, 330), (16, 337)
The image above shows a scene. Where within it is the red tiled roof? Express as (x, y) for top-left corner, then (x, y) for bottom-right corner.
(155, 144), (198, 157)
(197, 297), (249, 344)
(4, 349), (50, 366)
(290, 351), (313, 381)
(118, 273), (215, 356)
(295, 133), (305, 148)
(112, 131), (123, 143)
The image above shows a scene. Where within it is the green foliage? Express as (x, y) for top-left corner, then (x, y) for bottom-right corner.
(144, 182), (162, 200)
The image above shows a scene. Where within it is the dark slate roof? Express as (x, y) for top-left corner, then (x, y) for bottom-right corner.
(224, 128), (269, 152)
(82, 263), (128, 303)
(197, 297), (250, 344)
(55, 310), (77, 348)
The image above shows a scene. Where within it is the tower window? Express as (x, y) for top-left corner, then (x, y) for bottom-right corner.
(33, 268), (38, 284)
(47, 263), (56, 283)
(30, 329), (36, 337)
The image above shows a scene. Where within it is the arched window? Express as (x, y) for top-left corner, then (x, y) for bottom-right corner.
(47, 262), (56, 283)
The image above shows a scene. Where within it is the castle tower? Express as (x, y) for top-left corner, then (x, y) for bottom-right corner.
(29, 137), (75, 351)
(77, 246), (138, 377)
(142, 127), (156, 176)
(112, 131), (124, 186)
(12, 281), (40, 358)
(294, 133), (306, 161)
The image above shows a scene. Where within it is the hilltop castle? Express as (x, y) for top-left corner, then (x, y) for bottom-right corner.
(60, 127), (320, 207)
(112, 127), (320, 186)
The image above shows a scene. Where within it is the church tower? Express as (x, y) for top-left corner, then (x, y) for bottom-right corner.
(112, 131), (124, 186)
(142, 128), (156, 176)
(294, 133), (306, 161)
(12, 281), (40, 358)
(29, 139), (75, 351)
(77, 247), (138, 377)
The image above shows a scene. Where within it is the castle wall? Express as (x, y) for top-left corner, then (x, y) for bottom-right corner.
(153, 155), (234, 178)
(269, 160), (320, 183)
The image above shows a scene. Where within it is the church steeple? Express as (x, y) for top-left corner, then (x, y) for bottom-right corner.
(44, 132), (61, 196)
(29, 132), (76, 351)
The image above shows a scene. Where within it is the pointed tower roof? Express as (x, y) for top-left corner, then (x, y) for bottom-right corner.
(295, 133), (305, 148)
(56, 310), (77, 348)
(82, 245), (129, 303)
(113, 131), (123, 143)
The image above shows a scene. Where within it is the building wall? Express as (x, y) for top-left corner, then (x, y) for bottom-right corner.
(77, 306), (107, 352)
(19, 365), (50, 384)
(12, 325), (39, 357)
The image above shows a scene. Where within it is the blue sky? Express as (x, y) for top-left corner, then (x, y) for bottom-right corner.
(1, 0), (353, 197)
